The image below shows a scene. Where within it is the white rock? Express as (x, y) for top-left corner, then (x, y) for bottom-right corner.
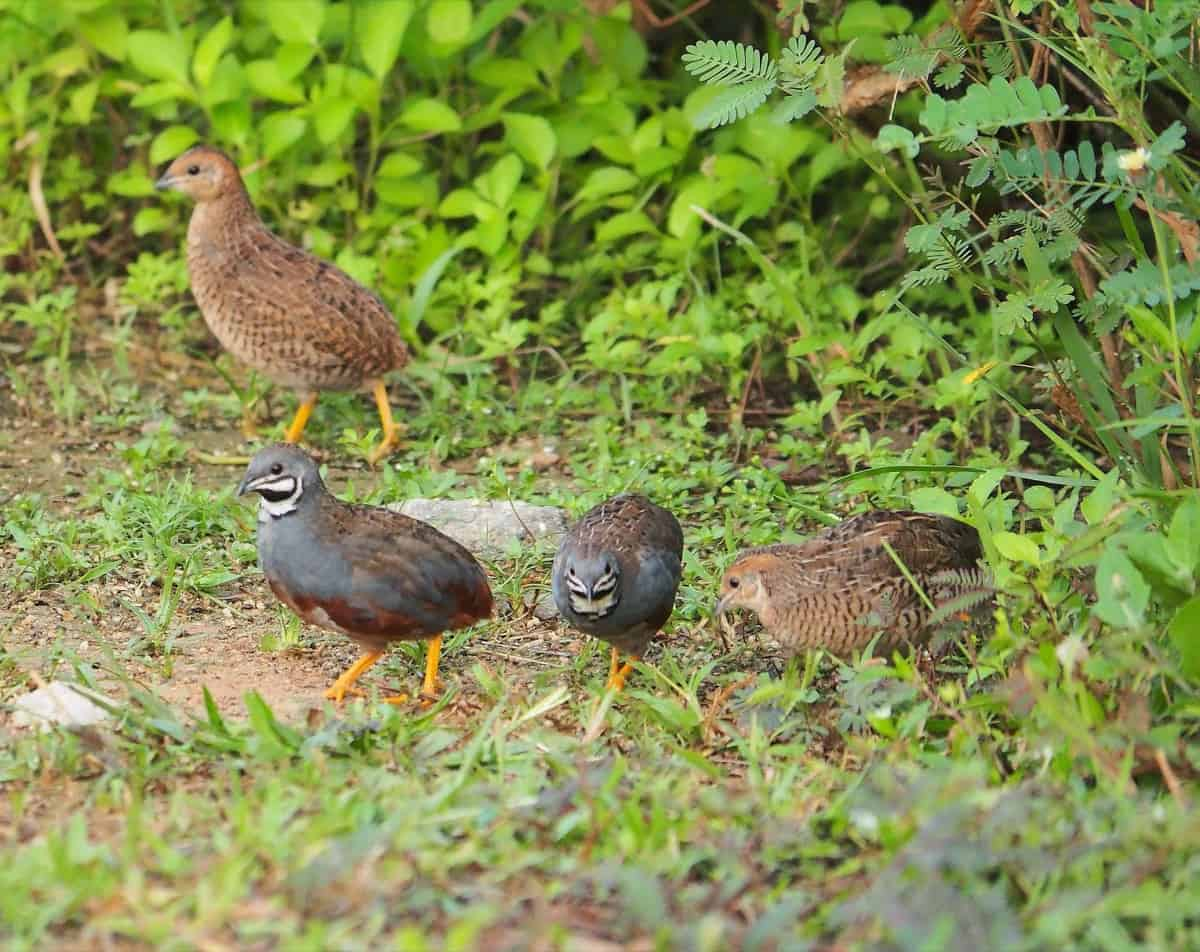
(388, 498), (568, 560)
(11, 681), (114, 731)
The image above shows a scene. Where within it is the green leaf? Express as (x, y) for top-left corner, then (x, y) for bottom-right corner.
(193, 16), (233, 88)
(502, 112), (557, 171)
(577, 167), (640, 203)
(262, 0), (324, 45)
(1093, 548), (1150, 629)
(470, 57), (540, 91)
(356, 0), (413, 78)
(127, 30), (192, 85)
(437, 188), (479, 218)
(875, 123), (919, 158)
(132, 207), (170, 236)
(68, 80), (100, 124)
(476, 154), (523, 208)
(312, 96), (356, 145)
(427, 0), (473, 46)
(212, 100), (252, 145)
(595, 210), (657, 244)
(150, 125), (199, 165)
(1169, 596), (1200, 679)
(400, 98), (462, 133)
(908, 487), (960, 518)
(1079, 470), (1119, 525)
(377, 152), (422, 179)
(995, 531), (1040, 565)
(79, 10), (128, 61)
(246, 59), (306, 104)
(260, 112), (307, 158)
(1166, 494), (1200, 576)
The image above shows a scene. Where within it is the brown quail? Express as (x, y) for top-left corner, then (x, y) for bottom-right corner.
(157, 145), (409, 463)
(716, 510), (992, 657)
(237, 444), (493, 702)
(552, 494), (684, 690)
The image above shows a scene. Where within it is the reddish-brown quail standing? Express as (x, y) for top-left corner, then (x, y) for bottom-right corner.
(238, 444), (493, 703)
(716, 510), (992, 656)
(156, 145), (409, 463)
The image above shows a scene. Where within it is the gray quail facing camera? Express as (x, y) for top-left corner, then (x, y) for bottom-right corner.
(552, 494), (684, 690)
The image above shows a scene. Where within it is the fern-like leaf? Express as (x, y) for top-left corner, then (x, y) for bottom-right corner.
(683, 41), (778, 87)
(694, 79), (778, 128)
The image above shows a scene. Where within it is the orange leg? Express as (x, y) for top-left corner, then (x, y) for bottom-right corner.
(606, 648), (638, 691)
(324, 651), (383, 703)
(421, 635), (442, 699)
(366, 380), (401, 464)
(283, 392), (319, 444)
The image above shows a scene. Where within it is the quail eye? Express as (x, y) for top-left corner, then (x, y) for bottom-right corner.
(567, 566), (576, 577)
(270, 462), (283, 475)
(186, 164), (200, 175)
(728, 577), (740, 589)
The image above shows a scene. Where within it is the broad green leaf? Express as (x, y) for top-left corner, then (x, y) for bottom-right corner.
(427, 0), (473, 46)
(400, 98), (462, 133)
(1093, 548), (1150, 628)
(212, 100), (252, 145)
(302, 161), (353, 186)
(876, 123), (919, 158)
(1080, 469), (1119, 525)
(260, 112), (307, 158)
(193, 16), (232, 87)
(79, 10), (128, 61)
(132, 207), (170, 236)
(994, 531), (1040, 565)
(469, 57), (540, 91)
(130, 81), (195, 109)
(577, 167), (640, 202)
(502, 112), (556, 171)
(968, 467), (1005, 507)
(275, 43), (316, 81)
(68, 80), (100, 124)
(246, 59), (306, 104)
(127, 30), (192, 85)
(476, 154), (523, 208)
(375, 174), (438, 209)
(150, 125), (199, 165)
(908, 487), (960, 518)
(1166, 493), (1200, 576)
(312, 96), (356, 144)
(262, 0), (324, 45)
(1169, 596), (1200, 679)
(595, 211), (657, 243)
(377, 152), (423, 179)
(356, 0), (413, 78)
(437, 188), (479, 218)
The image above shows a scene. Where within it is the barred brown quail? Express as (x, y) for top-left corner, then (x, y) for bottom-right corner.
(716, 510), (992, 656)
(157, 145), (409, 463)
(237, 444), (493, 702)
(552, 494), (684, 690)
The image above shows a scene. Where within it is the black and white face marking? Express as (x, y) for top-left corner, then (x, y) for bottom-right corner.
(565, 561), (620, 618)
(247, 471), (303, 520)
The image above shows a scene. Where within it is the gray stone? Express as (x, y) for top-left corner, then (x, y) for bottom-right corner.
(11, 681), (114, 731)
(388, 498), (568, 560)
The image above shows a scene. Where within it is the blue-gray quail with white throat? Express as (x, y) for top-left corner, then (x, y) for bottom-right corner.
(237, 443), (493, 703)
(552, 494), (684, 690)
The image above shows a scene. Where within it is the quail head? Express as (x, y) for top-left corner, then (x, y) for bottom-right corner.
(237, 444), (493, 703)
(157, 145), (410, 463)
(716, 510), (992, 657)
(552, 494), (684, 690)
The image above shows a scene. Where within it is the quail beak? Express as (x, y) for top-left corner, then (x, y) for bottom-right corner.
(236, 474), (255, 497)
(714, 593), (733, 620)
(154, 172), (177, 192)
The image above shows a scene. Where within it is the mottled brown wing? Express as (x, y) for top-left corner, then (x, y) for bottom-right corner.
(227, 229), (409, 381)
(571, 493), (684, 563)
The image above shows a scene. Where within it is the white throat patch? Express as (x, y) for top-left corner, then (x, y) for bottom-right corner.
(255, 474), (303, 521)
